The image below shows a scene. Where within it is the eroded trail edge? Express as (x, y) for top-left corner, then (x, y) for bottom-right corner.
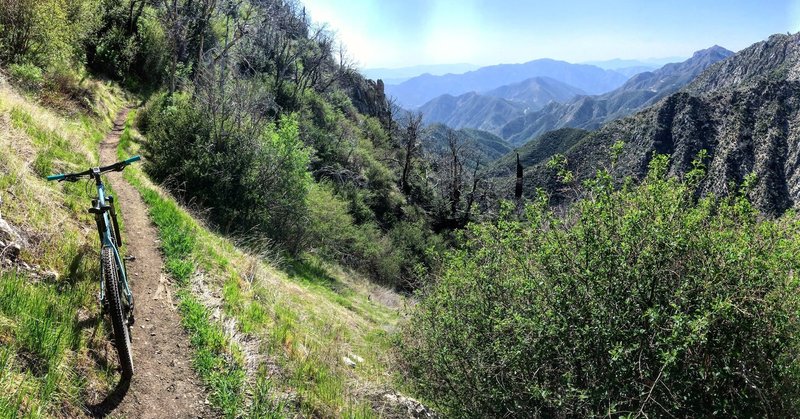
(95, 108), (214, 418)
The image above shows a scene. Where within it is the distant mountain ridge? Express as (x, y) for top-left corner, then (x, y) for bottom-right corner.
(362, 63), (479, 85)
(510, 33), (800, 215)
(419, 93), (524, 134)
(501, 45), (734, 145)
(386, 58), (629, 108)
(484, 76), (587, 107)
(418, 77), (587, 134)
(422, 123), (512, 163)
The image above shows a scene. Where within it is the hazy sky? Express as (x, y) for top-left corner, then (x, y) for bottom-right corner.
(301, 0), (798, 69)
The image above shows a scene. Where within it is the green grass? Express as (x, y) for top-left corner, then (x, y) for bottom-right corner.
(124, 170), (247, 418)
(119, 111), (408, 417)
(0, 271), (87, 417)
(0, 79), (127, 417)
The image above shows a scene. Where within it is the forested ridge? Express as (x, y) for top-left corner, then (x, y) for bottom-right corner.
(1, 0), (800, 417)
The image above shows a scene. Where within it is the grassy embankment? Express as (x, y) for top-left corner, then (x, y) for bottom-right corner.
(0, 76), (129, 417)
(118, 114), (409, 417)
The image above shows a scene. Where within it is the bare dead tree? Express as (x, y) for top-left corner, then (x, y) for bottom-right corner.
(445, 128), (465, 216)
(127, 0), (148, 35)
(399, 112), (424, 195)
(463, 158), (482, 223)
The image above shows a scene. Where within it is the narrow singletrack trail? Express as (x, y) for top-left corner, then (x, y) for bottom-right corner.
(90, 108), (215, 418)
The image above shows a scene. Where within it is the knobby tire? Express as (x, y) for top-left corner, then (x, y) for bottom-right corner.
(102, 246), (134, 379)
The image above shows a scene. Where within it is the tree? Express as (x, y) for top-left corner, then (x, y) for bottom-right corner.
(399, 112), (423, 196)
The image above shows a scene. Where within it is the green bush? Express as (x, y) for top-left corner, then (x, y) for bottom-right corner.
(400, 155), (800, 417)
(7, 63), (43, 90)
(305, 182), (400, 285)
(142, 92), (312, 251)
(0, 0), (101, 68)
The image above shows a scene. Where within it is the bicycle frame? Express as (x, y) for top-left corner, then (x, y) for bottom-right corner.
(90, 168), (134, 313)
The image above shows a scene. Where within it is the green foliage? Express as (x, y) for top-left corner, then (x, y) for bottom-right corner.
(92, 25), (138, 79)
(86, 2), (167, 86)
(400, 154), (800, 417)
(0, 271), (87, 415)
(7, 63), (43, 90)
(0, 0), (102, 68)
(141, 92), (312, 251)
(305, 182), (400, 286)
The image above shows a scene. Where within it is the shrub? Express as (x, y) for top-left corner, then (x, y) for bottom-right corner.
(7, 63), (43, 90)
(305, 182), (402, 286)
(142, 92), (312, 252)
(399, 155), (800, 417)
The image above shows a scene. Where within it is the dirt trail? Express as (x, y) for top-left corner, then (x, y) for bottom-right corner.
(90, 109), (216, 418)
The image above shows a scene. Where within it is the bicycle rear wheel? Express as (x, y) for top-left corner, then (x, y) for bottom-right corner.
(102, 246), (134, 379)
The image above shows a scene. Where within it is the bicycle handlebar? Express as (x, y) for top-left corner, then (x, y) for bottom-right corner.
(46, 155), (141, 182)
(124, 155), (141, 165)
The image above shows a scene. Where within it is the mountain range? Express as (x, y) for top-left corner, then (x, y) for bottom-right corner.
(417, 77), (586, 133)
(500, 45), (734, 145)
(386, 59), (629, 108)
(414, 47), (731, 146)
(362, 63), (480, 85)
(492, 33), (800, 215)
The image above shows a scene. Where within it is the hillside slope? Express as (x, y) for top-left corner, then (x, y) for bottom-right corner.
(0, 76), (422, 417)
(0, 76), (130, 416)
(118, 116), (422, 417)
(422, 123), (512, 163)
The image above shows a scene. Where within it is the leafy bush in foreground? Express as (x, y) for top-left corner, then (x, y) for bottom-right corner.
(400, 155), (800, 417)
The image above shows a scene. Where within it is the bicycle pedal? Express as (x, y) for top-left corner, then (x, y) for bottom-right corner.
(124, 255), (136, 262)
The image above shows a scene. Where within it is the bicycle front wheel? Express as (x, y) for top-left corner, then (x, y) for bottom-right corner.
(102, 246), (134, 379)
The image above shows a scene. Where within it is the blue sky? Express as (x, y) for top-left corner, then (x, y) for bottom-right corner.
(301, 0), (798, 68)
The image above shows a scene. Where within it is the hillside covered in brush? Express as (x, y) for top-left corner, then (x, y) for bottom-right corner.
(514, 34), (800, 214)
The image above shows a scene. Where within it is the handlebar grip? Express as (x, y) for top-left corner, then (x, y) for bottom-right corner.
(46, 174), (66, 181)
(124, 155), (141, 164)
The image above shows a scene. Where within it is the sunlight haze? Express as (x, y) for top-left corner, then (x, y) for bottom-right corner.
(301, 0), (796, 68)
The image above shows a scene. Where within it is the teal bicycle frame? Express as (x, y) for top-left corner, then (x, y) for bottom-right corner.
(47, 155), (140, 316)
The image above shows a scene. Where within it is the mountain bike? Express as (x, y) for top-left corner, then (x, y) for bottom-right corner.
(47, 155), (141, 379)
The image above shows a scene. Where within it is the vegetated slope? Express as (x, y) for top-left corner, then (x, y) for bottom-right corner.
(422, 123), (512, 163)
(501, 45), (733, 145)
(419, 92), (524, 134)
(386, 58), (628, 108)
(418, 77), (586, 135)
(401, 153), (800, 417)
(118, 124), (421, 417)
(523, 33), (800, 215)
(0, 75), (133, 416)
(483, 127), (590, 177)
